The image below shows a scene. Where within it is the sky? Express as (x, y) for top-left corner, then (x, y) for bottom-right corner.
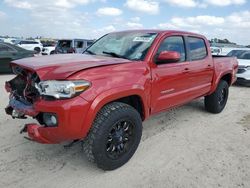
(0, 0), (250, 45)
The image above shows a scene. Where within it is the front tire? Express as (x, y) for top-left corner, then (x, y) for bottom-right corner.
(83, 102), (142, 171)
(205, 80), (229, 114)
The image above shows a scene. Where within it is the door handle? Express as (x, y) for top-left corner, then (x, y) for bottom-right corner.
(182, 68), (189, 73)
(208, 64), (211, 67)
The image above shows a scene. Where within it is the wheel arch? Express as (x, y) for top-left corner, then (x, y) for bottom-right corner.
(34, 46), (41, 53)
(220, 73), (232, 85)
(210, 71), (233, 94)
(80, 85), (149, 138)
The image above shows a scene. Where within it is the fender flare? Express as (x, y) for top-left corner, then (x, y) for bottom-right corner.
(210, 70), (233, 94)
(80, 84), (149, 137)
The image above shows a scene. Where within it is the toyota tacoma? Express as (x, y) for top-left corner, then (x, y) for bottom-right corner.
(5, 30), (238, 170)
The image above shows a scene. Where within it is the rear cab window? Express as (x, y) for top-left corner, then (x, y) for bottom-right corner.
(187, 37), (207, 61)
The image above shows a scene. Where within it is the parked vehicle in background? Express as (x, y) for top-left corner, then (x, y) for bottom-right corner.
(41, 40), (56, 55)
(16, 40), (43, 54)
(42, 46), (56, 55)
(5, 30), (238, 170)
(219, 47), (249, 56)
(211, 47), (222, 55)
(0, 42), (34, 73)
(227, 49), (250, 86)
(3, 38), (20, 45)
(42, 42), (57, 55)
(55, 39), (94, 54)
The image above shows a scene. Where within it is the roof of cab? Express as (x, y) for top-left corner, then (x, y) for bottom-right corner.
(109, 29), (206, 39)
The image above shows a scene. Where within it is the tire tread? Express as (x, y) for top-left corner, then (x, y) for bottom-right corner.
(83, 102), (141, 168)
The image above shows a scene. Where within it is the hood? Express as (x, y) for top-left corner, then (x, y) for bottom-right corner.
(238, 59), (250, 67)
(11, 54), (132, 80)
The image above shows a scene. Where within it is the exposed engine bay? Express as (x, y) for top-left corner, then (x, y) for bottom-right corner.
(5, 66), (40, 119)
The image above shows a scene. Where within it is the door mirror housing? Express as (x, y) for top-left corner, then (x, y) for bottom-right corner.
(156, 51), (181, 64)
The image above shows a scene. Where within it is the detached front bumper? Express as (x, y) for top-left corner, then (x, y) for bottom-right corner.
(5, 96), (91, 144)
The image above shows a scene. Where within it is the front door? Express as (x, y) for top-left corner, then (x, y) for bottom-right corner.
(150, 36), (191, 114)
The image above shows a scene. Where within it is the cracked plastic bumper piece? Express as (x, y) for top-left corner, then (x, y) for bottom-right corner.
(5, 98), (39, 118)
(26, 124), (52, 144)
(5, 96), (91, 144)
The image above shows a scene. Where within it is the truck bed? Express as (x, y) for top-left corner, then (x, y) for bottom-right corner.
(212, 56), (238, 86)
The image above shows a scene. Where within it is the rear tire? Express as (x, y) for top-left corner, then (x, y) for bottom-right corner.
(205, 80), (229, 114)
(83, 102), (142, 171)
(34, 47), (41, 54)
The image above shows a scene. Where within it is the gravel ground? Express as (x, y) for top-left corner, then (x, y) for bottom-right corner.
(0, 74), (249, 188)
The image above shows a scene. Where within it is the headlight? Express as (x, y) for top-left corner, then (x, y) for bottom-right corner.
(36, 80), (91, 99)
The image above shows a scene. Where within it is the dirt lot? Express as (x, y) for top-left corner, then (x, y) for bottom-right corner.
(0, 74), (249, 188)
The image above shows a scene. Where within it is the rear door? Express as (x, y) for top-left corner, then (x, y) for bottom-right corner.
(150, 35), (191, 114)
(185, 36), (214, 97)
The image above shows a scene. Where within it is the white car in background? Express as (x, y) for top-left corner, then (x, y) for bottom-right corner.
(16, 40), (43, 54)
(42, 45), (56, 55)
(227, 49), (250, 86)
(220, 47), (249, 56)
(211, 47), (222, 55)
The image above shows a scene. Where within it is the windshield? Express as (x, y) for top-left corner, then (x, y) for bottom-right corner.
(84, 32), (158, 61)
(227, 50), (250, 60)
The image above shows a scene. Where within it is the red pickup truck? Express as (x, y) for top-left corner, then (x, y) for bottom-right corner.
(5, 30), (238, 170)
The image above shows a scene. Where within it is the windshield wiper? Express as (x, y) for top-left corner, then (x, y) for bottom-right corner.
(84, 49), (96, 55)
(102, 51), (128, 59)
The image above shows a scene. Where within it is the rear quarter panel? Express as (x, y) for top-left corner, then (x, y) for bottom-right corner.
(210, 56), (238, 94)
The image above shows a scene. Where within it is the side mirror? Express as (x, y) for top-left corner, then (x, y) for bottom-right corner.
(156, 51), (181, 64)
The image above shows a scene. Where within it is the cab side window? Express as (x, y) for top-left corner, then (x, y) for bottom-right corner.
(187, 37), (207, 61)
(75, 41), (83, 48)
(157, 36), (186, 62)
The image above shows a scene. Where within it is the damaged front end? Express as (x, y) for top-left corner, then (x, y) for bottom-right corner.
(4, 66), (54, 143)
(4, 64), (91, 144)
(5, 66), (40, 119)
